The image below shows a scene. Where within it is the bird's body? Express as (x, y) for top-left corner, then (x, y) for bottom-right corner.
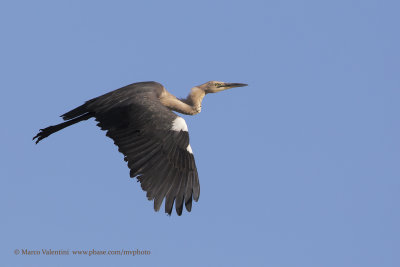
(34, 81), (247, 215)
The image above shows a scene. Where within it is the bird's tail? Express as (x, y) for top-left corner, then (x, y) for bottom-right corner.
(33, 113), (93, 144)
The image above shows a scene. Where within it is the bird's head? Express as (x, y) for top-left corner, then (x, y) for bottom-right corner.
(198, 81), (248, 94)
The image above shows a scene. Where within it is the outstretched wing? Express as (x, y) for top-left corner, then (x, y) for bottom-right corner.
(88, 89), (199, 215)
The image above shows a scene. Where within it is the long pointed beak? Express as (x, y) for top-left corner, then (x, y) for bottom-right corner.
(224, 83), (248, 88)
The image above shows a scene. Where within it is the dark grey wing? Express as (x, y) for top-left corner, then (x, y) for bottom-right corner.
(88, 91), (199, 216)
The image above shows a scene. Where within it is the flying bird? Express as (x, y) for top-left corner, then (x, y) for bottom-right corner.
(33, 81), (247, 215)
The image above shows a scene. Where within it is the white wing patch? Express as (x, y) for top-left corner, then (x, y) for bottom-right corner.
(171, 117), (192, 154)
(187, 144), (193, 154)
(171, 117), (188, 132)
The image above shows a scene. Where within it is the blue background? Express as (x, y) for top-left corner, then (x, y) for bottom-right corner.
(1, 0), (399, 266)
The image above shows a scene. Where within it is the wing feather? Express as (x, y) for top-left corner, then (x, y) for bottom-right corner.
(88, 85), (199, 215)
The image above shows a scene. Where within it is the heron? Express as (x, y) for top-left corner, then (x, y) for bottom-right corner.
(33, 81), (248, 215)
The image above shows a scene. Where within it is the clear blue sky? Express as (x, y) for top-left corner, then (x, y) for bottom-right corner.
(1, 0), (399, 266)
